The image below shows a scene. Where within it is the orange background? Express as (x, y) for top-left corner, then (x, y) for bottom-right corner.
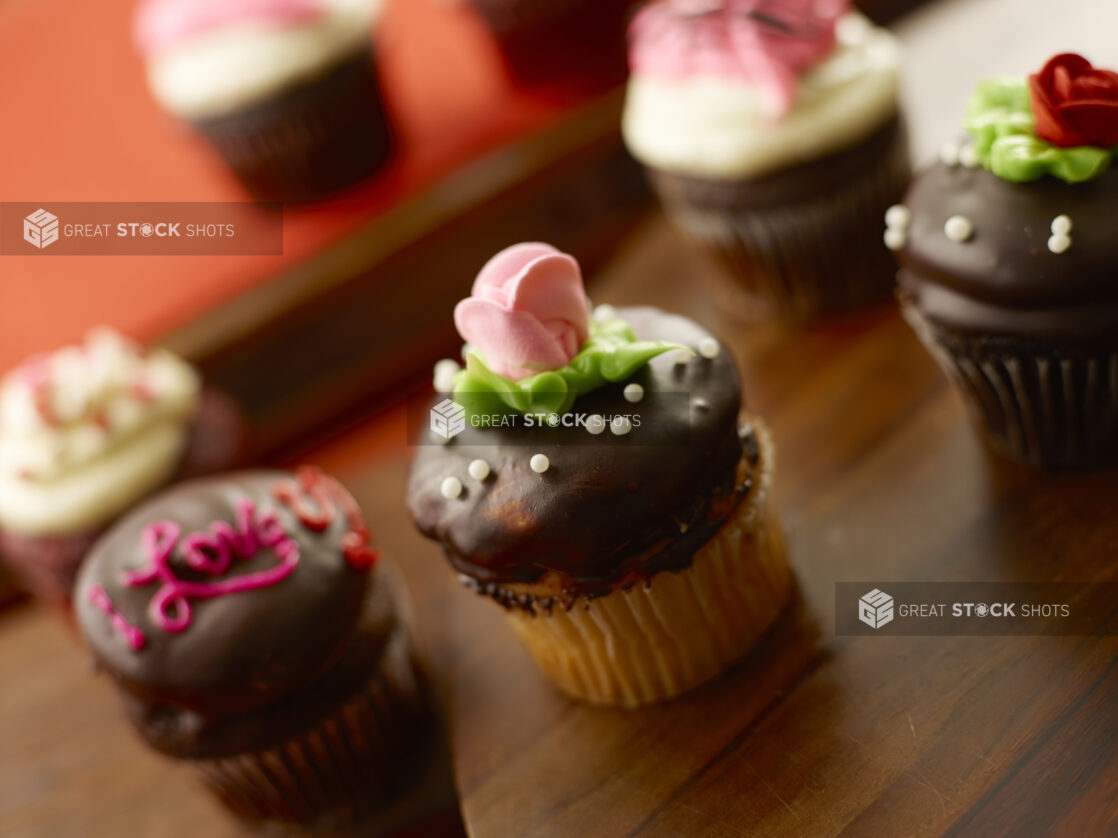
(0, 0), (578, 371)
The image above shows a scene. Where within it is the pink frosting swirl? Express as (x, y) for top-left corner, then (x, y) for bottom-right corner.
(628, 0), (849, 115)
(454, 243), (591, 381)
(134, 0), (325, 55)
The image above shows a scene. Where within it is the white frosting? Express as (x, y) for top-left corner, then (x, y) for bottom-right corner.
(0, 329), (200, 535)
(144, 0), (382, 119)
(622, 13), (902, 180)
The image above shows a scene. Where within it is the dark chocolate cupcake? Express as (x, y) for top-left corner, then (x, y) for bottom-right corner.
(467, 0), (636, 92)
(623, 3), (909, 321)
(134, 0), (393, 203)
(75, 468), (430, 826)
(408, 243), (791, 707)
(0, 329), (245, 610)
(889, 53), (1118, 470)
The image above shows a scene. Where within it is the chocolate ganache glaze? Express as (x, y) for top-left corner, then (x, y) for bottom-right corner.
(75, 470), (400, 759)
(407, 307), (756, 598)
(897, 161), (1118, 343)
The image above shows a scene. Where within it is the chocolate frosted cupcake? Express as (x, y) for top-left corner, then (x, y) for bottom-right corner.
(135, 0), (393, 203)
(467, 0), (635, 92)
(408, 243), (791, 707)
(623, 2), (908, 321)
(889, 54), (1118, 470)
(75, 468), (430, 826)
(0, 329), (244, 610)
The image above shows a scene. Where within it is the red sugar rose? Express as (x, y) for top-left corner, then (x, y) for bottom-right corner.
(1028, 53), (1118, 148)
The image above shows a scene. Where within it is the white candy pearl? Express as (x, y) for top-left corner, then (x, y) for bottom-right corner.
(623, 383), (644, 403)
(593, 304), (617, 322)
(529, 453), (550, 473)
(673, 349), (692, 365)
(1051, 215), (1072, 236)
(468, 459), (490, 481)
(433, 358), (460, 392)
(944, 215), (974, 243)
(1048, 233), (1072, 254)
(959, 144), (979, 168)
(440, 476), (463, 500)
(939, 140), (961, 167)
(884, 204), (911, 229)
(884, 228), (908, 251)
(698, 338), (720, 359)
(611, 416), (632, 436)
(586, 414), (606, 435)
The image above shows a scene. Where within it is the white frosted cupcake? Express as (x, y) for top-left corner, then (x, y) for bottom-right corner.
(623, 1), (909, 321)
(0, 329), (244, 610)
(134, 0), (393, 202)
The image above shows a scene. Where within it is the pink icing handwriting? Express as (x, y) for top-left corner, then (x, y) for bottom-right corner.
(272, 466), (380, 571)
(87, 584), (147, 651)
(123, 497), (300, 634)
(629, 0), (848, 116)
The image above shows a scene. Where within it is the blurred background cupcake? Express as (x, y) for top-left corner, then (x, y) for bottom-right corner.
(890, 53), (1118, 470)
(134, 0), (394, 203)
(75, 468), (431, 826)
(623, 0), (909, 322)
(0, 329), (245, 612)
(465, 0), (638, 94)
(408, 244), (791, 707)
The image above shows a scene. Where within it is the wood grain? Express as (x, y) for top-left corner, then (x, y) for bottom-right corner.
(4, 0), (1118, 835)
(390, 215), (1118, 838)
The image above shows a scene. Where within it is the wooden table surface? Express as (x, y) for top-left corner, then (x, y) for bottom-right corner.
(4, 0), (1118, 836)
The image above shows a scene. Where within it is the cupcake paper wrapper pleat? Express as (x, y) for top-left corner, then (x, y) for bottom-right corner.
(191, 47), (392, 204)
(503, 425), (792, 708)
(647, 121), (911, 322)
(902, 302), (1118, 470)
(191, 625), (427, 826)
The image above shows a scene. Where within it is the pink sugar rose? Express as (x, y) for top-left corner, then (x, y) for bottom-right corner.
(453, 243), (591, 381)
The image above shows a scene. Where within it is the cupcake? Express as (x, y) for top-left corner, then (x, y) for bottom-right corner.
(0, 329), (245, 610)
(623, 1), (909, 321)
(74, 468), (430, 826)
(134, 0), (393, 203)
(889, 53), (1118, 470)
(467, 0), (636, 92)
(408, 243), (792, 707)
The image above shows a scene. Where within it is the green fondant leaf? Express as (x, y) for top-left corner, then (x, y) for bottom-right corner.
(451, 317), (689, 417)
(964, 76), (1114, 184)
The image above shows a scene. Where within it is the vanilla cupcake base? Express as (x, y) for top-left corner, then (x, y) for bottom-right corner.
(497, 425), (791, 707)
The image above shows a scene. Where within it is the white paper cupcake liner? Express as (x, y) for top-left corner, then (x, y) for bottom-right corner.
(500, 422), (793, 707)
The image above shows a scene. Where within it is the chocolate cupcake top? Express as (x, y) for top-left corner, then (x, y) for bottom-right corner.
(75, 469), (381, 723)
(407, 243), (754, 600)
(622, 1), (900, 180)
(134, 0), (383, 119)
(0, 329), (200, 536)
(888, 54), (1118, 340)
